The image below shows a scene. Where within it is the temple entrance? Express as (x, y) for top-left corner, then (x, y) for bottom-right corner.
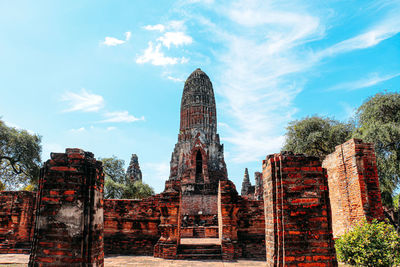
(195, 150), (203, 183)
(178, 194), (221, 259)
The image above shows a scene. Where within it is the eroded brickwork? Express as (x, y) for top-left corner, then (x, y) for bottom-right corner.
(153, 180), (181, 259)
(104, 196), (161, 255)
(0, 191), (35, 254)
(29, 148), (104, 266)
(126, 154), (142, 182)
(263, 152), (337, 267)
(254, 172), (263, 200)
(218, 180), (265, 260)
(322, 139), (384, 238)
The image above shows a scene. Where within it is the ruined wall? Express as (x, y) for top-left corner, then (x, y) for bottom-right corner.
(181, 195), (217, 215)
(0, 191), (35, 254)
(263, 152), (337, 267)
(29, 148), (104, 266)
(154, 180), (181, 259)
(104, 196), (161, 255)
(237, 198), (265, 259)
(218, 180), (265, 260)
(322, 139), (384, 238)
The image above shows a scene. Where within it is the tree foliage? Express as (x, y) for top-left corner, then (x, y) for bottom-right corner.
(101, 156), (154, 199)
(335, 219), (400, 266)
(0, 119), (42, 190)
(283, 116), (354, 158)
(353, 92), (400, 198)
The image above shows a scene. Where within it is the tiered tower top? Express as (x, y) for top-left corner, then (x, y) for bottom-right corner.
(179, 68), (217, 142)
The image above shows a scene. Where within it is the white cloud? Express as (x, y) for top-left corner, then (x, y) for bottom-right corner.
(70, 127), (86, 133)
(101, 111), (144, 123)
(62, 88), (105, 112)
(102, 31), (132, 46)
(167, 76), (185, 82)
(328, 72), (400, 91)
(136, 42), (185, 66)
(143, 24), (165, 32)
(157, 31), (193, 48)
(125, 31), (132, 41)
(103, 37), (125, 46)
(316, 8), (400, 58)
(107, 126), (117, 131)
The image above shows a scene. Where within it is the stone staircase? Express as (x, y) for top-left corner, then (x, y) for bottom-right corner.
(177, 243), (222, 260)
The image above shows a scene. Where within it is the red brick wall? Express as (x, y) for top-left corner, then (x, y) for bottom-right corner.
(181, 195), (217, 215)
(104, 196), (161, 255)
(218, 180), (265, 260)
(263, 152), (337, 267)
(237, 198), (265, 259)
(0, 191), (36, 254)
(29, 148), (104, 266)
(322, 139), (384, 238)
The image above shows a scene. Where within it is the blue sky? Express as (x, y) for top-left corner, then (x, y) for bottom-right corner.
(1, 0), (399, 193)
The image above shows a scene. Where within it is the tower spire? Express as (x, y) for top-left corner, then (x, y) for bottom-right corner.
(169, 68), (227, 195)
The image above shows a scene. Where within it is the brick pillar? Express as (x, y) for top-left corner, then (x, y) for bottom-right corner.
(29, 148), (104, 266)
(263, 152), (337, 267)
(322, 139), (384, 238)
(218, 180), (240, 261)
(154, 180), (181, 259)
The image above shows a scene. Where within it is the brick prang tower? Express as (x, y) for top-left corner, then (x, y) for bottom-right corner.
(169, 68), (227, 195)
(126, 154), (142, 182)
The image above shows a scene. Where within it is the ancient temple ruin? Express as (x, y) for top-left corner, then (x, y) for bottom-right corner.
(0, 68), (385, 266)
(126, 154), (142, 182)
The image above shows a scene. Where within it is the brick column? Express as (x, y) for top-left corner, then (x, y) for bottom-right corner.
(29, 148), (104, 266)
(218, 180), (239, 261)
(322, 139), (384, 238)
(263, 152), (337, 267)
(154, 180), (181, 259)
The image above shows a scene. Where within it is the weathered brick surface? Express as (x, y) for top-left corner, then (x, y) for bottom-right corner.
(218, 180), (265, 260)
(322, 138), (384, 238)
(104, 196), (161, 255)
(29, 148), (104, 266)
(263, 152), (337, 267)
(237, 198), (265, 259)
(0, 191), (36, 254)
(153, 180), (181, 259)
(181, 195), (217, 215)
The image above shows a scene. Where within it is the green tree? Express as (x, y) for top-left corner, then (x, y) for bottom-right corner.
(335, 219), (400, 266)
(283, 116), (354, 159)
(0, 119), (42, 190)
(101, 156), (154, 199)
(122, 181), (154, 199)
(353, 92), (400, 202)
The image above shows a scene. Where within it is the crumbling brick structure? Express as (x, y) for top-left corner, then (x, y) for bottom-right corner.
(218, 180), (265, 260)
(0, 191), (35, 254)
(322, 138), (384, 237)
(29, 148), (104, 266)
(103, 196), (161, 255)
(263, 152), (337, 266)
(153, 180), (181, 259)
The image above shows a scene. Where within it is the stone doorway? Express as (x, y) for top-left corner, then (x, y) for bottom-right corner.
(178, 194), (221, 259)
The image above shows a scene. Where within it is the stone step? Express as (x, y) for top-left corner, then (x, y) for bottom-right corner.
(176, 253), (222, 260)
(179, 247), (221, 254)
(177, 244), (222, 260)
